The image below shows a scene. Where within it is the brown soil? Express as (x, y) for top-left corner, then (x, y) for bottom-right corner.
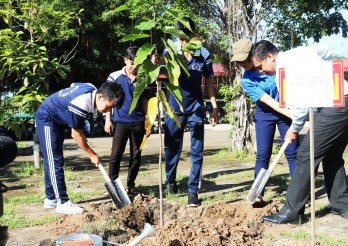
(13, 195), (286, 246)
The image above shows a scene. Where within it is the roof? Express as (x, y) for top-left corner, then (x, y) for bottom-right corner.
(212, 64), (231, 76)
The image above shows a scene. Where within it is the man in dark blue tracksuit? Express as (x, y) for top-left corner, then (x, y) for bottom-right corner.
(163, 17), (219, 207)
(36, 82), (124, 214)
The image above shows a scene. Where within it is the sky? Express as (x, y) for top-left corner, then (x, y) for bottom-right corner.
(308, 10), (348, 57)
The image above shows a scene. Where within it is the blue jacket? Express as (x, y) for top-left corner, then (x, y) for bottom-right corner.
(36, 83), (96, 129)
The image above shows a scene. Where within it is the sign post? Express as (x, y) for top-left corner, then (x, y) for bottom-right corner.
(278, 59), (344, 246)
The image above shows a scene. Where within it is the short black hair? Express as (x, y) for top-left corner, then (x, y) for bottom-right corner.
(175, 17), (195, 36)
(97, 82), (125, 109)
(125, 46), (138, 61)
(252, 40), (279, 61)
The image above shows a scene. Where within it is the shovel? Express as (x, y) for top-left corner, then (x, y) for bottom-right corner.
(246, 139), (290, 204)
(98, 163), (130, 208)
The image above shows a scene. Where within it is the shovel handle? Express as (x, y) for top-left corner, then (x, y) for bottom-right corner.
(98, 163), (111, 183)
(267, 138), (290, 173)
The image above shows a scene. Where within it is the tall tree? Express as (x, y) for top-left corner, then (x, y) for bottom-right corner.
(0, 0), (81, 137)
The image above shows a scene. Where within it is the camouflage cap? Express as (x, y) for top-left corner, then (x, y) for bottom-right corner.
(231, 39), (252, 62)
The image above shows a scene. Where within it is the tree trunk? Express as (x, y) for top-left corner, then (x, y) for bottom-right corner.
(33, 129), (41, 170)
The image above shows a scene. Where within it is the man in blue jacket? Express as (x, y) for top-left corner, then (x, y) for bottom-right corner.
(36, 82), (124, 214)
(163, 17), (219, 207)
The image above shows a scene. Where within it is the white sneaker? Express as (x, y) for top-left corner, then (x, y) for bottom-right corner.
(55, 200), (84, 215)
(43, 198), (57, 209)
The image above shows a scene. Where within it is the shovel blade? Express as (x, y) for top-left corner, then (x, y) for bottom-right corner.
(246, 168), (269, 203)
(104, 182), (123, 208)
(113, 178), (131, 206)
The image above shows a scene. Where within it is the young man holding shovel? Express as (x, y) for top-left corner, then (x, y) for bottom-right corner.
(231, 39), (298, 202)
(36, 82), (124, 214)
(251, 40), (348, 223)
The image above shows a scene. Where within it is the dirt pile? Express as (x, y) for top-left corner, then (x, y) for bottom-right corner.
(40, 195), (285, 245)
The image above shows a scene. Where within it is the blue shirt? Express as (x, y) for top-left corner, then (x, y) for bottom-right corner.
(241, 70), (278, 109)
(164, 46), (214, 114)
(36, 83), (96, 129)
(107, 68), (146, 122)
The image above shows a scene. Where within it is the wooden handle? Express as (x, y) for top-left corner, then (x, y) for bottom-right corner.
(268, 138), (290, 172)
(98, 163), (111, 183)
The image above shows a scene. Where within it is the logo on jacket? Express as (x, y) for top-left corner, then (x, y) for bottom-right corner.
(192, 63), (201, 71)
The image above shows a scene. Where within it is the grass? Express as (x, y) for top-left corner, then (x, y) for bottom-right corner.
(2, 160), (98, 182)
(0, 193), (59, 229)
(210, 148), (256, 163)
(209, 169), (254, 182)
(277, 231), (348, 246)
(0, 213), (59, 229)
(202, 190), (241, 205)
(5, 161), (44, 178)
(0, 190), (103, 229)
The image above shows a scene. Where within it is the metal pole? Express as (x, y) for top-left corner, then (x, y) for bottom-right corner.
(309, 108), (315, 245)
(157, 80), (164, 226)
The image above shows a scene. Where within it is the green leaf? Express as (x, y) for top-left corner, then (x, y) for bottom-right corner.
(176, 17), (194, 33)
(114, 4), (129, 12)
(175, 54), (190, 78)
(164, 56), (180, 86)
(163, 26), (190, 40)
(4, 50), (12, 56)
(182, 42), (202, 54)
(129, 66), (148, 114)
(159, 90), (181, 128)
(119, 34), (150, 42)
(143, 59), (160, 83)
(35, 95), (42, 102)
(17, 86), (27, 94)
(163, 81), (183, 112)
(23, 77), (28, 87)
(162, 37), (177, 59)
(165, 9), (180, 19)
(134, 21), (156, 31)
(134, 43), (155, 66)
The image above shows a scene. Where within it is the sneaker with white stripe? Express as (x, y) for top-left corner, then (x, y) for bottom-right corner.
(55, 200), (84, 215)
(43, 198), (57, 209)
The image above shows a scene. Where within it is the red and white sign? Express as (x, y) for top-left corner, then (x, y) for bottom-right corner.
(279, 60), (344, 108)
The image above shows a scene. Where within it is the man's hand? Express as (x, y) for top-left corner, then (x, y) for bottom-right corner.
(151, 53), (159, 65)
(90, 154), (101, 167)
(211, 108), (219, 126)
(71, 128), (101, 167)
(104, 119), (113, 135)
(285, 128), (298, 144)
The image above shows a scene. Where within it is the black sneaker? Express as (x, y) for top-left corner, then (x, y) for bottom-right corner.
(188, 192), (200, 207)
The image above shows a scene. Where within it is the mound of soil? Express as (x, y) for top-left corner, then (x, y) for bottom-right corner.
(41, 195), (284, 246)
